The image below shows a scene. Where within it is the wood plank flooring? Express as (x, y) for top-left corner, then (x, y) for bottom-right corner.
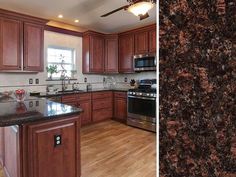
(0, 120), (156, 177)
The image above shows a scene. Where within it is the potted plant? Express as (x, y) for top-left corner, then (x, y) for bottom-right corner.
(46, 65), (58, 80)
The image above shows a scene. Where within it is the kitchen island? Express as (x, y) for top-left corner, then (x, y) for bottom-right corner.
(0, 98), (82, 177)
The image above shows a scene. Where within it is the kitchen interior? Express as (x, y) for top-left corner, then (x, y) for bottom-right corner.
(0, 0), (157, 177)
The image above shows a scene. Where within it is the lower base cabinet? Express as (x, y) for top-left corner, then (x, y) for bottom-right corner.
(0, 116), (81, 177)
(113, 92), (127, 122)
(79, 99), (92, 126)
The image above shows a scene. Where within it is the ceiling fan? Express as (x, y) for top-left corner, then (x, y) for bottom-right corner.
(101, 0), (156, 20)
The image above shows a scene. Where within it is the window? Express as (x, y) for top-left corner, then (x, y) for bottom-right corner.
(47, 46), (76, 79)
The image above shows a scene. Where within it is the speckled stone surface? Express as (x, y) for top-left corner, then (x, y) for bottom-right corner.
(0, 99), (82, 126)
(160, 0), (235, 176)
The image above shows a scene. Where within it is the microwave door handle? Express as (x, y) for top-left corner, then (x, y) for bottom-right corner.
(128, 95), (156, 101)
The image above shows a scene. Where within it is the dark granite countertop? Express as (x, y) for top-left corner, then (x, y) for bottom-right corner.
(37, 88), (129, 98)
(0, 98), (82, 127)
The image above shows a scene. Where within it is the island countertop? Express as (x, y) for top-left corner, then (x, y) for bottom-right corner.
(0, 98), (82, 127)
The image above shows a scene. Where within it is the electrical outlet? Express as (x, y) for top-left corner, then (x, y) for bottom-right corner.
(29, 78), (33, 84)
(84, 77), (87, 83)
(54, 135), (62, 147)
(103, 77), (106, 82)
(35, 79), (39, 84)
(124, 77), (128, 82)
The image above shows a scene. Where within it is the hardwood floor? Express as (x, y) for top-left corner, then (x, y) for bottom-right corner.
(0, 120), (156, 177)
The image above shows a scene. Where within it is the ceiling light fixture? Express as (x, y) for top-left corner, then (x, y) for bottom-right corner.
(74, 19), (79, 23)
(128, 1), (154, 17)
(58, 14), (63, 18)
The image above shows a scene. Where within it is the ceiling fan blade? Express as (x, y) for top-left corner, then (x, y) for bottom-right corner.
(139, 13), (149, 20)
(101, 5), (129, 17)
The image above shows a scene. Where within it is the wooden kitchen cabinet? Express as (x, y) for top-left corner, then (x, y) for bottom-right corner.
(134, 25), (156, 55)
(134, 30), (149, 55)
(104, 35), (118, 73)
(83, 31), (105, 73)
(118, 34), (134, 73)
(0, 127), (4, 166)
(92, 91), (113, 122)
(24, 117), (80, 177)
(113, 92), (127, 122)
(3, 126), (20, 177)
(0, 9), (47, 72)
(0, 17), (22, 70)
(23, 22), (44, 71)
(149, 27), (156, 53)
(78, 93), (92, 126)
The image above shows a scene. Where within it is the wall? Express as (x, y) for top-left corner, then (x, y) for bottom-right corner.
(160, 0), (235, 176)
(0, 31), (156, 92)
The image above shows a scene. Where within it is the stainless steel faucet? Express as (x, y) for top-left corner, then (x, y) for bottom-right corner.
(61, 76), (71, 92)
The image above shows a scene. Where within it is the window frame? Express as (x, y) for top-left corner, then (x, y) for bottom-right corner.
(46, 45), (76, 79)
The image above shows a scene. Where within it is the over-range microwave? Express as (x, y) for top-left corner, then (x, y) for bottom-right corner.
(133, 54), (156, 72)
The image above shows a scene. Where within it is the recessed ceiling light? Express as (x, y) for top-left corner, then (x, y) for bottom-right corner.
(74, 19), (79, 23)
(58, 14), (63, 18)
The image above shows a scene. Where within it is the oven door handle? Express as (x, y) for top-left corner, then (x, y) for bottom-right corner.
(128, 95), (156, 101)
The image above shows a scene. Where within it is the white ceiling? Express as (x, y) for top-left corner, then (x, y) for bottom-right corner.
(0, 0), (156, 33)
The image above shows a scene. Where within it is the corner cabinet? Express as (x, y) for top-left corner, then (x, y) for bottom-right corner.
(0, 9), (48, 72)
(83, 31), (105, 73)
(118, 33), (135, 73)
(104, 35), (118, 73)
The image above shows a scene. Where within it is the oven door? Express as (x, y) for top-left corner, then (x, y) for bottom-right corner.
(128, 95), (156, 122)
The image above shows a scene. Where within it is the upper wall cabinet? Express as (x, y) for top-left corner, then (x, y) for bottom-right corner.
(134, 30), (149, 55)
(105, 35), (118, 74)
(0, 17), (22, 70)
(118, 33), (135, 73)
(83, 32), (119, 74)
(83, 31), (105, 73)
(0, 9), (48, 72)
(24, 23), (44, 71)
(134, 25), (156, 55)
(149, 28), (156, 53)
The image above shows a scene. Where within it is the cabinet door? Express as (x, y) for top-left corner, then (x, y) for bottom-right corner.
(149, 28), (156, 53)
(0, 127), (3, 166)
(79, 100), (92, 126)
(119, 34), (134, 73)
(26, 118), (80, 177)
(23, 22), (44, 72)
(4, 126), (20, 177)
(105, 36), (118, 73)
(114, 97), (127, 121)
(0, 18), (22, 70)
(90, 35), (104, 73)
(134, 31), (149, 55)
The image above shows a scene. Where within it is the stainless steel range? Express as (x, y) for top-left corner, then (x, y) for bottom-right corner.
(127, 79), (156, 132)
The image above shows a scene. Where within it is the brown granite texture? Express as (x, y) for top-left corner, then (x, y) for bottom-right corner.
(160, 0), (236, 176)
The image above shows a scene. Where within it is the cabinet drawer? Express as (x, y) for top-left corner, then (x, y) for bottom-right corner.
(93, 108), (112, 122)
(114, 92), (127, 98)
(78, 93), (91, 101)
(92, 91), (113, 100)
(93, 98), (112, 110)
(61, 94), (78, 102)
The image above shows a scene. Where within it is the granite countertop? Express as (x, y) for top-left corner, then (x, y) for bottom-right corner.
(0, 98), (82, 127)
(37, 88), (129, 98)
